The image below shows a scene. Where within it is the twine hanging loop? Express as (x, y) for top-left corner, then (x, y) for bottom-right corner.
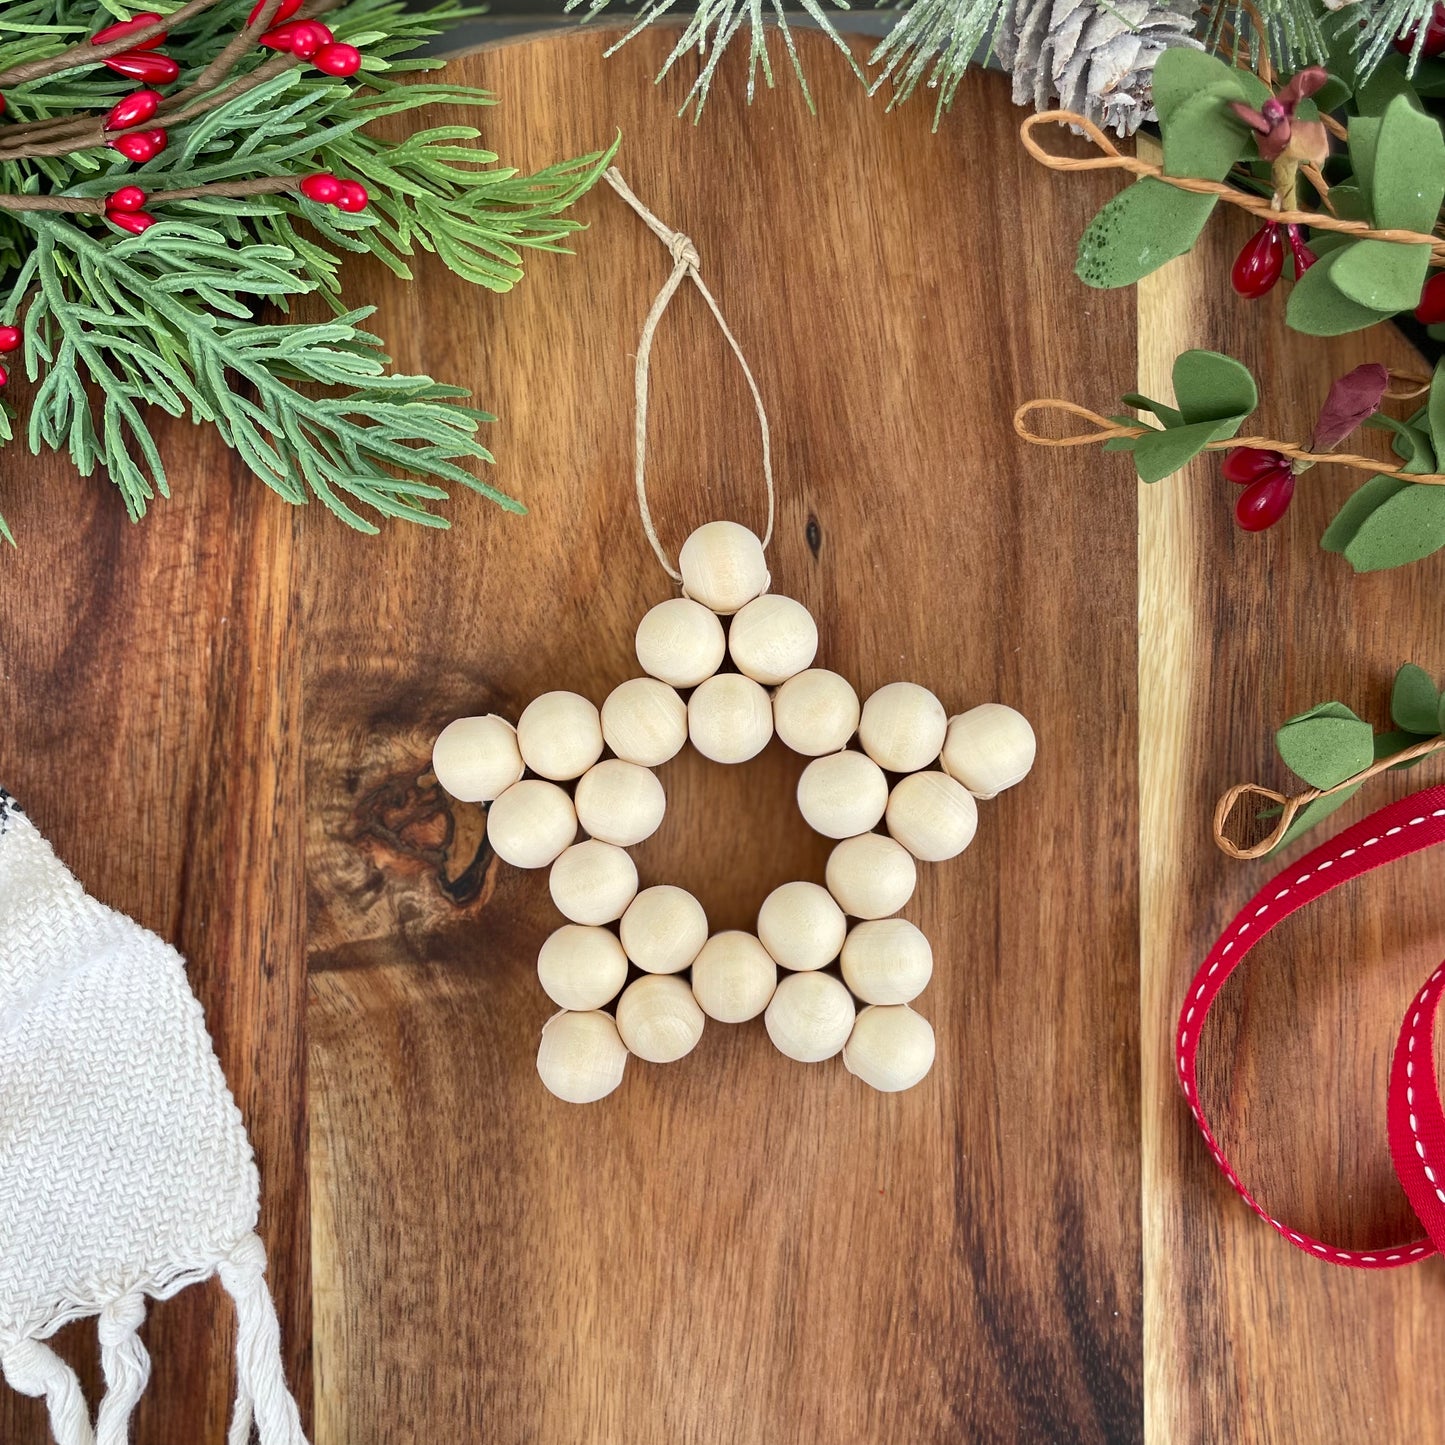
(604, 167), (775, 582)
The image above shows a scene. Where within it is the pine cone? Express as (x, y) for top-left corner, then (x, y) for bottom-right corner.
(997, 0), (1204, 136)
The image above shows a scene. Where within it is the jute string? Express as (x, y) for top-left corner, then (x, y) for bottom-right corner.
(604, 167), (774, 582)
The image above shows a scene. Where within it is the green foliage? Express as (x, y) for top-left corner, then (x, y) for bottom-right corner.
(0, 1), (613, 539)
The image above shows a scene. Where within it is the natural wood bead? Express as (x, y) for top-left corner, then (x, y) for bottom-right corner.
(678, 520), (770, 614)
(600, 677), (687, 767)
(431, 714), (524, 802)
(764, 971), (855, 1063)
(615, 974), (706, 1063)
(574, 759), (666, 846)
(537, 924), (630, 1011)
(843, 1004), (936, 1092)
(635, 597), (726, 688)
(795, 750), (888, 839)
(620, 884), (709, 974)
(840, 918), (934, 1004)
(756, 880), (847, 972)
(688, 674), (773, 764)
(941, 703), (1037, 799)
(772, 668), (860, 756)
(690, 931), (778, 1023)
(516, 691), (603, 781)
(485, 779), (577, 869)
(727, 594), (818, 686)
(858, 682), (947, 773)
(536, 1009), (628, 1103)
(885, 770), (978, 862)
(825, 833), (917, 919)
(548, 840), (639, 925)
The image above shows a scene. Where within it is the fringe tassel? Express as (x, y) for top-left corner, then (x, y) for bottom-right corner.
(0, 1336), (95, 1445)
(218, 1234), (308, 1445)
(94, 1294), (149, 1445)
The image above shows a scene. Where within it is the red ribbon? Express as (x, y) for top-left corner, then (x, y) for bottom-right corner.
(1178, 786), (1445, 1268)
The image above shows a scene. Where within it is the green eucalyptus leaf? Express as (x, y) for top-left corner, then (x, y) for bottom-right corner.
(1273, 786), (1363, 850)
(1171, 350), (1257, 425)
(1369, 411), (1437, 472)
(1152, 49), (1269, 126)
(1276, 701), (1375, 788)
(1375, 729), (1433, 767)
(1371, 94), (1445, 232)
(1286, 248), (1399, 335)
(1429, 362), (1445, 462)
(1161, 86), (1256, 181)
(1322, 472), (1415, 552)
(1343, 482), (1445, 571)
(1075, 180), (1217, 289)
(1356, 58), (1422, 117)
(1312, 74), (1353, 111)
(1330, 238), (1430, 313)
(1348, 115), (1382, 200)
(1391, 663), (1441, 734)
(1121, 392), (1185, 427)
(1130, 420), (1229, 482)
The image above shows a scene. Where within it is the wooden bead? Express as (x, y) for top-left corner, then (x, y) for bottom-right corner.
(486, 779), (577, 869)
(825, 834), (916, 919)
(795, 750), (888, 839)
(688, 674), (773, 763)
(548, 840), (638, 925)
(635, 598), (726, 688)
(601, 677), (687, 767)
(690, 931), (778, 1022)
(616, 974), (705, 1062)
(727, 594), (818, 685)
(537, 925), (629, 1011)
(756, 881), (846, 972)
(678, 520), (770, 614)
(772, 668), (860, 756)
(536, 1009), (628, 1103)
(885, 770), (978, 862)
(764, 971), (855, 1062)
(431, 714), (523, 802)
(858, 682), (947, 773)
(575, 759), (666, 846)
(941, 703), (1037, 799)
(843, 1004), (935, 1092)
(840, 918), (933, 1004)
(620, 884), (709, 974)
(516, 691), (603, 781)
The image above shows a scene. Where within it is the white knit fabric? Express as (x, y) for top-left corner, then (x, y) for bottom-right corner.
(0, 790), (307, 1445)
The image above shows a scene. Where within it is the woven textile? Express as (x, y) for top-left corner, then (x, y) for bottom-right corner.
(0, 790), (306, 1445)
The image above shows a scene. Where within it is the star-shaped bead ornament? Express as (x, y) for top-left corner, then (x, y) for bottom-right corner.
(433, 521), (1036, 1103)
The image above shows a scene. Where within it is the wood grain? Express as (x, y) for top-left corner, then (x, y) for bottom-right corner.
(302, 32), (1141, 1445)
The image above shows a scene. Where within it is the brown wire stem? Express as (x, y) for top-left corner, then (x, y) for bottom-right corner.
(1012, 397), (1445, 486)
(0, 174), (302, 216)
(1213, 735), (1445, 858)
(1019, 111), (1445, 262)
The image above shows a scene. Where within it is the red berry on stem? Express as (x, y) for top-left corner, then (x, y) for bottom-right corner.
(102, 50), (180, 84)
(313, 42), (362, 77)
(1236, 470), (1296, 531)
(1221, 446), (1287, 484)
(92, 12), (167, 49)
(106, 209), (157, 235)
(286, 21), (333, 57)
(299, 172), (344, 204)
(103, 88), (161, 131)
(109, 185), (147, 212)
(335, 180), (368, 212)
(1285, 224), (1316, 277)
(0, 363), (8, 388)
(1232, 223), (1285, 299)
(249, 0), (304, 23)
(259, 20), (305, 49)
(0, 325), (20, 354)
(1416, 271), (1445, 325)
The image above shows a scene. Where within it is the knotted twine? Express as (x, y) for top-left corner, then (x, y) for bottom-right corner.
(603, 168), (775, 581)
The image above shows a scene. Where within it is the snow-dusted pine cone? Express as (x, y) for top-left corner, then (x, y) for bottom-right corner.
(996, 0), (1204, 136)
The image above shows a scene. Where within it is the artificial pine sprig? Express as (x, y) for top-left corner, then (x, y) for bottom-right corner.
(0, 0), (612, 540)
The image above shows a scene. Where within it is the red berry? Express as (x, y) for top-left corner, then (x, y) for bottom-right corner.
(335, 180), (369, 212)
(1232, 223), (1285, 299)
(0, 326), (19, 354)
(92, 12), (167, 49)
(0, 362), (8, 388)
(102, 50), (180, 84)
(1285, 225), (1316, 278)
(1235, 470), (1296, 531)
(1416, 271), (1445, 325)
(103, 88), (161, 131)
(0, 94), (6, 117)
(109, 185), (147, 212)
(1221, 446), (1287, 484)
(249, 0), (304, 23)
(260, 20), (304, 49)
(109, 126), (166, 162)
(286, 21), (333, 57)
(312, 42), (362, 77)
(106, 209), (157, 235)
(299, 172), (344, 204)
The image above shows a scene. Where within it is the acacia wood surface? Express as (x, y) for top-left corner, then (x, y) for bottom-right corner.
(0, 28), (1440, 1445)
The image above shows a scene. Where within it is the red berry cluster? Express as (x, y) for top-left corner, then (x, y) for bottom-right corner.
(0, 324), (19, 389)
(254, 0), (362, 76)
(106, 183), (154, 233)
(1222, 447), (1297, 531)
(300, 172), (369, 211)
(95, 12), (177, 164)
(1231, 222), (1316, 299)
(1394, 2), (1445, 56)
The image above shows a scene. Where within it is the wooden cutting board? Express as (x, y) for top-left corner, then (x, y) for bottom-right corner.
(0, 28), (1439, 1445)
